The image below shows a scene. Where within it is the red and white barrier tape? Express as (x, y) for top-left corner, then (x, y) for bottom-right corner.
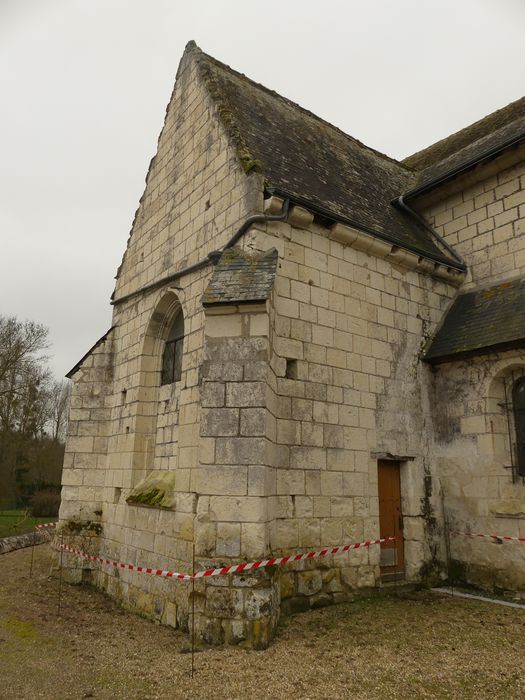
(55, 536), (397, 581)
(192, 537), (396, 579)
(56, 543), (190, 579)
(450, 530), (525, 543)
(35, 522), (57, 530)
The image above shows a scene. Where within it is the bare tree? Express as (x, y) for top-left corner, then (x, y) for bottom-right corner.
(0, 316), (49, 395)
(0, 316), (56, 507)
(48, 379), (71, 442)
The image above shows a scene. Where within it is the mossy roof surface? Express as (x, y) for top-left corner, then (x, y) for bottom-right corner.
(425, 277), (525, 364)
(202, 247), (278, 306)
(189, 44), (459, 266)
(403, 96), (525, 191)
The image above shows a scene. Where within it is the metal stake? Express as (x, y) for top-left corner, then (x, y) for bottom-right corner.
(440, 487), (452, 594)
(57, 529), (64, 616)
(29, 527), (36, 578)
(191, 543), (195, 679)
(444, 514), (453, 595)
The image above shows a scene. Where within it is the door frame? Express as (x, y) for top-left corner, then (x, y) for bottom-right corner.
(377, 459), (405, 580)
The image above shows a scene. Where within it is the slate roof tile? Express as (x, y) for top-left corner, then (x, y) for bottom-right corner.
(403, 96), (525, 193)
(189, 43), (524, 268)
(202, 248), (278, 306)
(189, 43), (458, 267)
(425, 277), (525, 364)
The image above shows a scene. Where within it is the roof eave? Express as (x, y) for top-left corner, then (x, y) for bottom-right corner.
(401, 131), (525, 201)
(268, 187), (465, 271)
(202, 298), (268, 308)
(424, 337), (525, 366)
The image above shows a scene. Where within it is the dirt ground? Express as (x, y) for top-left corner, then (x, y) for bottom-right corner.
(1, 545), (524, 700)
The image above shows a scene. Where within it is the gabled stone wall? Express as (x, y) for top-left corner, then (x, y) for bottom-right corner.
(59, 45), (525, 647)
(422, 144), (525, 290)
(59, 47), (267, 638)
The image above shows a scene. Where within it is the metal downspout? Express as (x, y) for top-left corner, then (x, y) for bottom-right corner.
(396, 194), (466, 268)
(111, 198), (290, 306)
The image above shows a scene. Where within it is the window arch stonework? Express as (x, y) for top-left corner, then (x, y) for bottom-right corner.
(486, 361), (525, 482)
(129, 291), (185, 484)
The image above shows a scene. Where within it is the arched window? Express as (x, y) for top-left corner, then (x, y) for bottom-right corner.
(512, 377), (525, 476)
(161, 312), (184, 386)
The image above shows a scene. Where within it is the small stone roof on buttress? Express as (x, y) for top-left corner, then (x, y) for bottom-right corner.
(201, 248), (278, 306)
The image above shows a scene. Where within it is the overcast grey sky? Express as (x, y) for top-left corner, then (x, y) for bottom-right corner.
(1, 0), (524, 378)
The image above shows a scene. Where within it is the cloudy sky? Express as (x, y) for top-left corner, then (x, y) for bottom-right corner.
(1, 0), (524, 378)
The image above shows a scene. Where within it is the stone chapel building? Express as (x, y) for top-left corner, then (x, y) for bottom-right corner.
(60, 41), (525, 647)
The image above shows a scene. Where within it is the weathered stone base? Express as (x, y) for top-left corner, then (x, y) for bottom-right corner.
(192, 569), (280, 648)
(56, 528), (378, 647)
(448, 557), (525, 595)
(280, 559), (377, 615)
(55, 521), (524, 647)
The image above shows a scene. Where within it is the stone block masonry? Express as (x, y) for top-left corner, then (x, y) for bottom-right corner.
(59, 42), (525, 646)
(59, 45), (275, 645)
(252, 209), (459, 589)
(423, 144), (525, 290)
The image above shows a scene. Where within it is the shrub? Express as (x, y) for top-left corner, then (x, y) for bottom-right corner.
(30, 489), (61, 518)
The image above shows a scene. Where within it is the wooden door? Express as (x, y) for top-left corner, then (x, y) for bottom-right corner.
(377, 460), (404, 578)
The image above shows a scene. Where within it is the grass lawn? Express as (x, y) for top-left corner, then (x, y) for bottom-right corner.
(0, 510), (53, 538)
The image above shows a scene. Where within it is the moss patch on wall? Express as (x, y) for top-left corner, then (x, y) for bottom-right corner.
(64, 520), (102, 536)
(126, 471), (177, 509)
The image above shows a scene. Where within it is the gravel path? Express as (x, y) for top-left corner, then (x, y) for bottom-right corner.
(1, 545), (524, 700)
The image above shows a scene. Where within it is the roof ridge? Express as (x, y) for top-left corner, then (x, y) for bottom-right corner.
(187, 42), (261, 174)
(186, 42), (410, 174)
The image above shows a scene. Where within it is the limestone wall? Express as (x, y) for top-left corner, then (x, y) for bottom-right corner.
(421, 145), (525, 290)
(60, 47), (525, 645)
(417, 150), (525, 592)
(193, 317), (279, 645)
(60, 331), (114, 523)
(429, 350), (525, 591)
(246, 204), (460, 599)
(60, 47), (266, 636)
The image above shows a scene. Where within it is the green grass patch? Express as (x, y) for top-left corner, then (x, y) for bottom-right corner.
(0, 510), (52, 538)
(3, 616), (39, 640)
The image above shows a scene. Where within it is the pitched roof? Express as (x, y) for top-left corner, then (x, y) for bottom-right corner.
(201, 247), (278, 306)
(403, 96), (525, 194)
(188, 43), (459, 268)
(424, 277), (525, 364)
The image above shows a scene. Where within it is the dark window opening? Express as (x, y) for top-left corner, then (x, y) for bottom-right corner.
(513, 377), (525, 476)
(285, 358), (298, 379)
(161, 313), (184, 386)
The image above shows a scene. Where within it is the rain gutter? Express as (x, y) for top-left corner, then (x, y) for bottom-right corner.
(111, 199), (290, 306)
